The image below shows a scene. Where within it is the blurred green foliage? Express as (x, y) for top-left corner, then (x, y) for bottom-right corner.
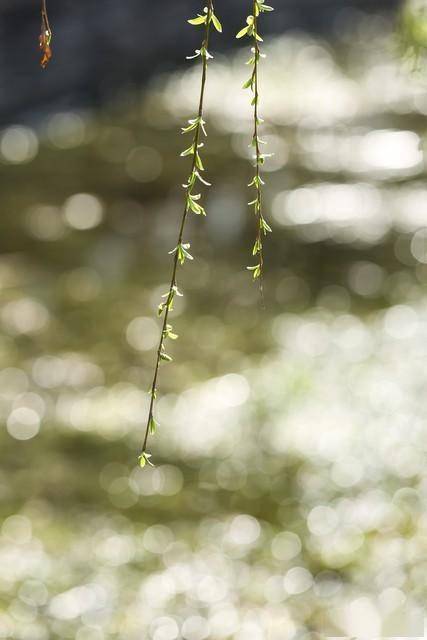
(1, 10), (427, 639)
(399, 0), (427, 66)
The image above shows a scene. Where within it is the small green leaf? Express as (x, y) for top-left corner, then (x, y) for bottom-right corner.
(164, 324), (179, 340)
(261, 218), (272, 234)
(186, 49), (202, 60)
(195, 152), (205, 171)
(188, 15), (207, 26)
(181, 144), (195, 157)
(149, 416), (159, 435)
(138, 452), (154, 468)
(211, 13), (223, 33)
(247, 264), (262, 279)
(236, 26), (250, 38)
(172, 285), (184, 297)
(176, 243), (194, 265)
(253, 238), (262, 255)
(195, 170), (211, 186)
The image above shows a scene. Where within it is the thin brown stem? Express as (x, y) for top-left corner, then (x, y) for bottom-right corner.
(41, 0), (51, 33)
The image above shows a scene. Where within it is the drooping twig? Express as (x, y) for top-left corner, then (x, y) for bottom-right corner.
(139, 2), (222, 468)
(237, 0), (274, 302)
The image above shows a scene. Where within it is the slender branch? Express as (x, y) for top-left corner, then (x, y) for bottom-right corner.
(252, 3), (265, 303)
(139, 1), (222, 467)
(237, 1), (274, 302)
(41, 0), (51, 32)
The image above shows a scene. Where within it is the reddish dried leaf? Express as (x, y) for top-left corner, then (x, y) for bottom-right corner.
(39, 29), (52, 69)
(40, 1), (52, 70)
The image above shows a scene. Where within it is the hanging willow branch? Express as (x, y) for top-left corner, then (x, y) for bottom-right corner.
(139, 2), (222, 468)
(237, 0), (274, 299)
(40, 0), (53, 68)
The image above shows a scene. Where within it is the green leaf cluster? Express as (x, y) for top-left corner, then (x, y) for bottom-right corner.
(138, 452), (154, 468)
(188, 6), (223, 33)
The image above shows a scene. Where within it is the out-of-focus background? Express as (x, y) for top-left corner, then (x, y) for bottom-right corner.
(1, 0), (427, 638)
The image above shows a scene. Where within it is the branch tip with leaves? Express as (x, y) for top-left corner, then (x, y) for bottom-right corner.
(139, 1), (222, 467)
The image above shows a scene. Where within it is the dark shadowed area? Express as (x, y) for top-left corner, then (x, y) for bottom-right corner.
(0, 0), (400, 123)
